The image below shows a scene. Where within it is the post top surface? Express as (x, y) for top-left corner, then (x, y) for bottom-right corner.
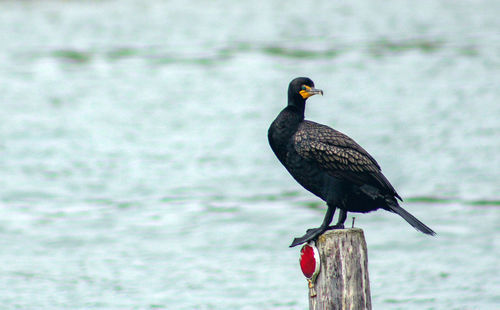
(317, 228), (365, 243)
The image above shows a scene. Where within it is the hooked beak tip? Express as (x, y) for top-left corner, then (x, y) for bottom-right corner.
(312, 88), (323, 96)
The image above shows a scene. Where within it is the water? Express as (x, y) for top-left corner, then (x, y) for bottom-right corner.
(0, 0), (499, 309)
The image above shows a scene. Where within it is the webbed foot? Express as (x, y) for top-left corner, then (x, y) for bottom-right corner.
(327, 223), (345, 230)
(289, 226), (327, 248)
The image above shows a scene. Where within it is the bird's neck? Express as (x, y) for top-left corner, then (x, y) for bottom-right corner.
(287, 103), (305, 117)
(275, 105), (304, 135)
(287, 94), (306, 117)
(268, 102), (305, 162)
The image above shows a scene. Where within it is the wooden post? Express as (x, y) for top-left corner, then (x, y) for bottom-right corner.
(308, 228), (372, 310)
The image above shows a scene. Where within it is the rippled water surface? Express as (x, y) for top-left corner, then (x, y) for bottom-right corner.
(1, 0), (499, 309)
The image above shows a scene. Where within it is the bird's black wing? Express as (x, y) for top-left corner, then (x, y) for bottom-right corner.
(294, 121), (402, 200)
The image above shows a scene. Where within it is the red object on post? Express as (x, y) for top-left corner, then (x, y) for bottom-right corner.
(299, 241), (320, 282)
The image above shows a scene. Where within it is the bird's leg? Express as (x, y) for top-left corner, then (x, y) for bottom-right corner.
(289, 204), (336, 248)
(328, 209), (347, 230)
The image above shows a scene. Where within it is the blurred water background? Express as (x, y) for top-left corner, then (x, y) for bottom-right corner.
(0, 0), (499, 309)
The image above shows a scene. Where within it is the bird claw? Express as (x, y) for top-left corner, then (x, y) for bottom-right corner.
(327, 223), (345, 230)
(289, 226), (327, 248)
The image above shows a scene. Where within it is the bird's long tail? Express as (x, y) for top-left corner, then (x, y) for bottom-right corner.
(386, 198), (436, 236)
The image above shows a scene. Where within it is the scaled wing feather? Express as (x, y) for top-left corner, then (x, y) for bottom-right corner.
(294, 121), (401, 199)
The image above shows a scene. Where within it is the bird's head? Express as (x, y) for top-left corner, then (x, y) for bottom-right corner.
(287, 77), (323, 110)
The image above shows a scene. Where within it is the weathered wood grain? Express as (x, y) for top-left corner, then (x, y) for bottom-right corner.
(309, 228), (372, 310)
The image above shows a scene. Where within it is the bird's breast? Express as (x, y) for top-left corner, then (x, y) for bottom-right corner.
(283, 145), (327, 198)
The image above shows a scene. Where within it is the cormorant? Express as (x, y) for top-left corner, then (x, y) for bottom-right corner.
(268, 77), (436, 247)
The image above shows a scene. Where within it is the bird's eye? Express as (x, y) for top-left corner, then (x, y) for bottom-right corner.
(301, 85), (307, 90)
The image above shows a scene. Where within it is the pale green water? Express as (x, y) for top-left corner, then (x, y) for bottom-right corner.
(0, 0), (499, 309)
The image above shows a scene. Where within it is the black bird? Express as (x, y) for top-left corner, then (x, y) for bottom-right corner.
(268, 77), (436, 247)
